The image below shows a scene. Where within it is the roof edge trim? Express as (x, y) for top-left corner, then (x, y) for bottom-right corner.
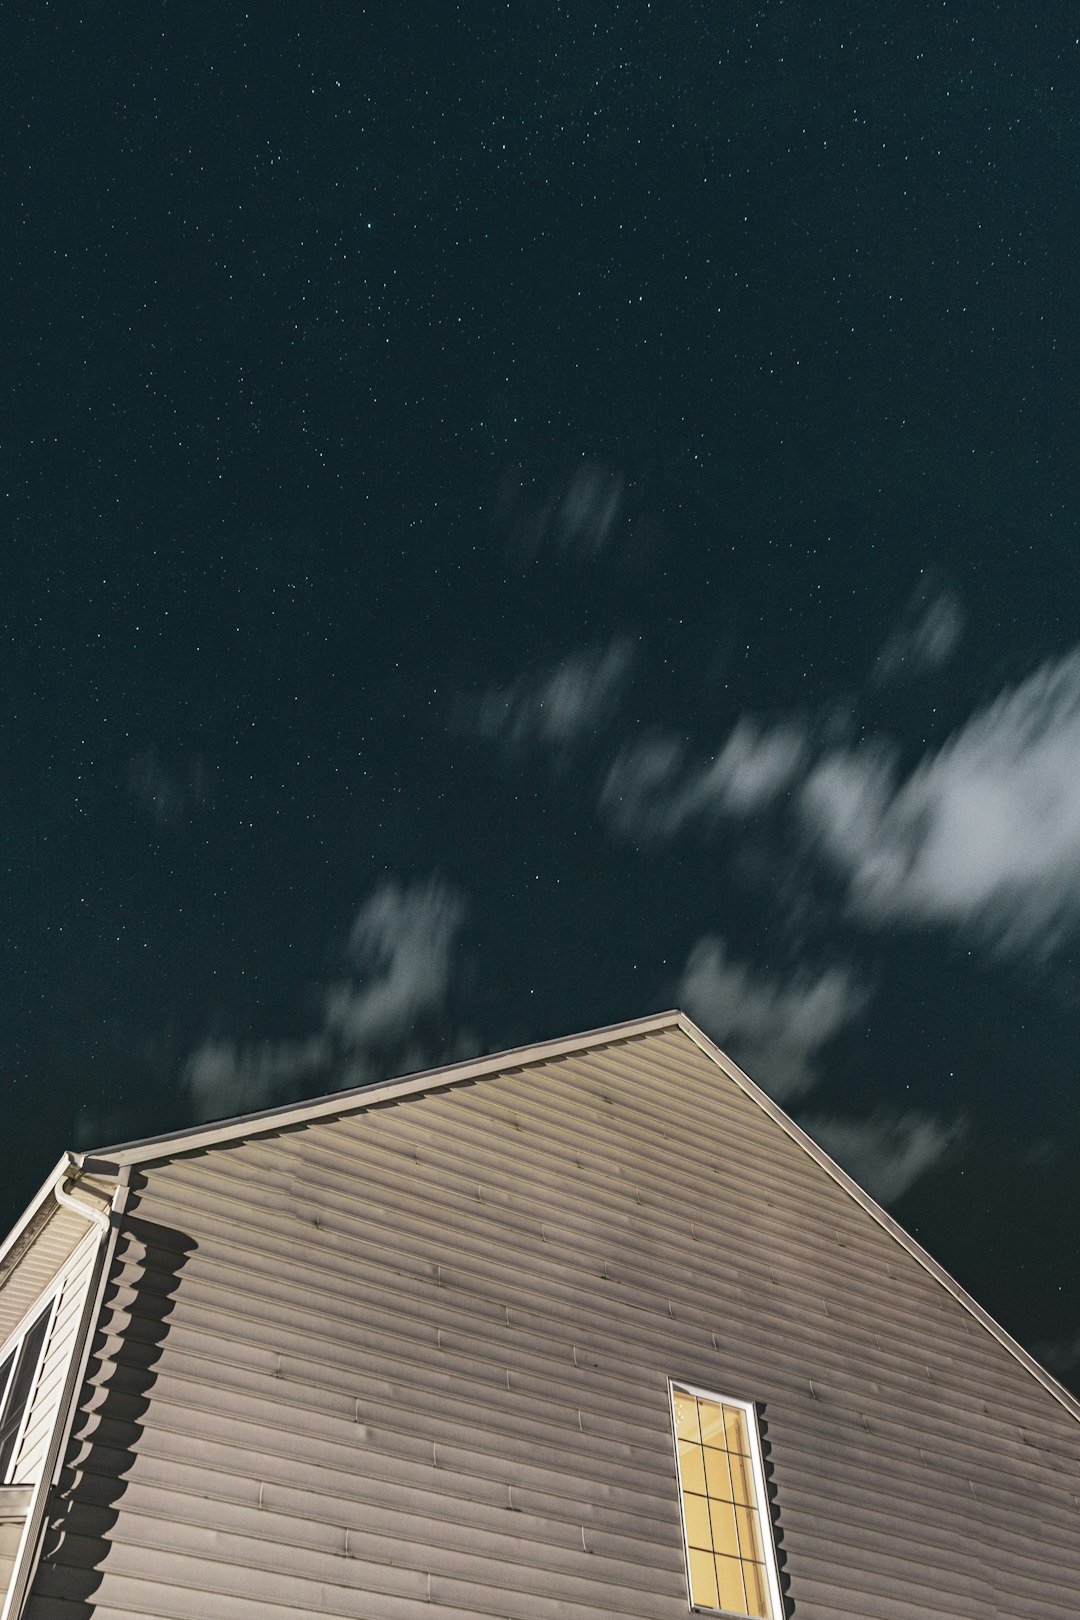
(77, 1009), (684, 1169)
(676, 1014), (1080, 1428)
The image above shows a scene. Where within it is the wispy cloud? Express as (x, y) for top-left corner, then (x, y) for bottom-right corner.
(800, 1109), (963, 1205)
(500, 460), (626, 560)
(801, 648), (1080, 953)
(184, 1035), (332, 1122)
(460, 582), (1080, 967)
(465, 640), (636, 763)
(183, 876), (473, 1122)
(678, 936), (867, 1100)
(591, 639), (1080, 960)
(128, 749), (213, 828)
(553, 462), (625, 557)
(324, 879), (467, 1048)
(602, 719), (810, 840)
(871, 579), (965, 687)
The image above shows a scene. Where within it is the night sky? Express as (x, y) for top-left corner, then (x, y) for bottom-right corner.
(5, 5), (1080, 1391)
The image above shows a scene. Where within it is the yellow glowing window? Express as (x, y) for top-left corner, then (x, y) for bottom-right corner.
(670, 1383), (781, 1618)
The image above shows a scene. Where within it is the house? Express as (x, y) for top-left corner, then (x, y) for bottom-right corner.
(1, 1010), (1078, 1619)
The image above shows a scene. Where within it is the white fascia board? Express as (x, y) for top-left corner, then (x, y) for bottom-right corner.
(676, 1013), (1080, 1429)
(77, 1010), (685, 1171)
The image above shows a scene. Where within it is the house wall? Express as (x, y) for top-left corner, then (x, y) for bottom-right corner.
(0, 1203), (101, 1355)
(24, 1028), (1080, 1619)
(0, 1493), (32, 1608)
(11, 1230), (100, 1489)
(0, 1221), (103, 1615)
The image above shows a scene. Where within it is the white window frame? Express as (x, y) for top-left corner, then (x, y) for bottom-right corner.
(668, 1380), (784, 1620)
(0, 1294), (58, 1488)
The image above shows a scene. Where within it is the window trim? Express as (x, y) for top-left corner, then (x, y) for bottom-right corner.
(0, 1294), (58, 1487)
(668, 1380), (783, 1619)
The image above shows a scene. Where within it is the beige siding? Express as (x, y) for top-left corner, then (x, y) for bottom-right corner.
(0, 1224), (101, 1620)
(0, 1209), (97, 1355)
(0, 1529), (17, 1604)
(0, 1492), (33, 1606)
(12, 1231), (100, 1488)
(26, 1028), (1080, 1618)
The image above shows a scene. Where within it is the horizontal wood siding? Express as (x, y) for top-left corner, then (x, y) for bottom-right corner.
(26, 1028), (1080, 1618)
(0, 1523), (20, 1605)
(12, 1230), (100, 1489)
(0, 1208), (97, 1355)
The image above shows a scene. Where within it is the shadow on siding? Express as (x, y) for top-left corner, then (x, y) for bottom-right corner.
(758, 1406), (795, 1618)
(25, 1210), (195, 1616)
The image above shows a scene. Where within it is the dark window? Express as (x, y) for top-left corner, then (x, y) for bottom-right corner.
(0, 1305), (52, 1481)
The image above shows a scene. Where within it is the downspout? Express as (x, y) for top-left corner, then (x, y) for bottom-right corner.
(52, 1157), (111, 1234)
(1, 1162), (129, 1620)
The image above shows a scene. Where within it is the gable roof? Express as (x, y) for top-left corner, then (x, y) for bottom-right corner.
(8, 1009), (1080, 1426)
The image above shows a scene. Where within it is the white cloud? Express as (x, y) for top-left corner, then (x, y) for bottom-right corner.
(468, 641), (635, 761)
(184, 1035), (332, 1122)
(324, 878), (467, 1047)
(602, 719), (810, 840)
(182, 876), (470, 1122)
(590, 639), (1080, 962)
(678, 936), (867, 1099)
(801, 648), (1080, 952)
(872, 582), (965, 686)
(801, 1109), (963, 1206)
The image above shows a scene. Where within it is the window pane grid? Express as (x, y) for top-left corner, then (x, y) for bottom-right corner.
(672, 1389), (774, 1620)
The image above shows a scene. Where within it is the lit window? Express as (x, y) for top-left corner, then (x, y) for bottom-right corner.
(0, 1304), (53, 1484)
(670, 1382), (782, 1619)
